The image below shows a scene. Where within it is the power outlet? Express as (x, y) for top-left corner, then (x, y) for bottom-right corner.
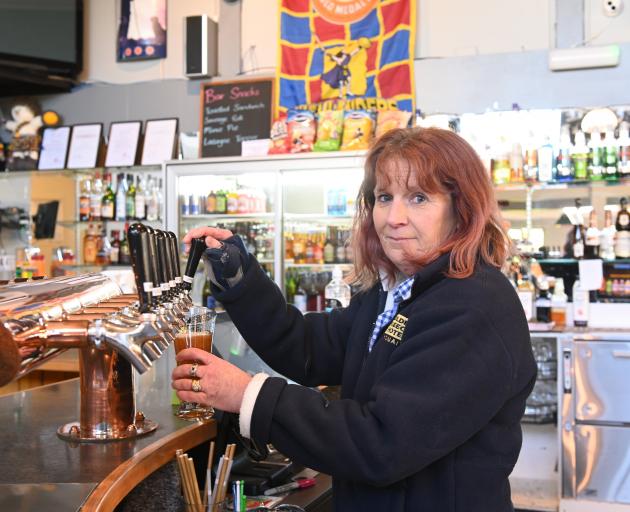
(603, 0), (623, 17)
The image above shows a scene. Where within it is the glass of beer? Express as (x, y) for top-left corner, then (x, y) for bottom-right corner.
(174, 306), (217, 420)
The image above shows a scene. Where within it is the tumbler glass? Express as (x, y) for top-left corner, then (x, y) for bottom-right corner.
(174, 306), (217, 420)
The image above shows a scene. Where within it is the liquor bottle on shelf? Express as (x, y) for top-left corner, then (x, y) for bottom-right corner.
(323, 228), (336, 264)
(79, 178), (91, 221)
(603, 130), (619, 181)
(537, 137), (554, 183)
(146, 177), (159, 221)
(119, 224), (131, 264)
(550, 278), (567, 327)
(101, 172), (115, 221)
(509, 142), (524, 183)
(618, 122), (630, 178)
(285, 269), (297, 304)
(109, 230), (120, 264)
(572, 130), (589, 181)
(588, 132), (604, 181)
(90, 172), (103, 221)
(216, 190), (227, 214)
(125, 173), (136, 220)
(293, 278), (307, 313)
(584, 209), (600, 259)
(571, 205), (586, 260)
(615, 197), (630, 258)
(83, 224), (98, 264)
(227, 190), (239, 214)
(134, 175), (146, 220)
(206, 190), (217, 214)
(325, 265), (351, 311)
(492, 144), (511, 186)
(555, 127), (574, 182)
(95, 224), (110, 265)
(523, 146), (538, 183)
(115, 172), (127, 221)
(572, 279), (589, 327)
(157, 178), (164, 220)
(516, 270), (536, 321)
(600, 209), (616, 260)
(535, 279), (552, 323)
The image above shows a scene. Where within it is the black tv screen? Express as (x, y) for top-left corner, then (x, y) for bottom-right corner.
(0, 0), (83, 76)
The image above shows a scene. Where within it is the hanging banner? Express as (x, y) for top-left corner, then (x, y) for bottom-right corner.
(277, 0), (415, 114)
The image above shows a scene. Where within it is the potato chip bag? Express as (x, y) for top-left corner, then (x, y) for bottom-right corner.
(375, 110), (412, 139)
(268, 114), (290, 154)
(340, 110), (374, 151)
(314, 109), (344, 152)
(288, 110), (316, 153)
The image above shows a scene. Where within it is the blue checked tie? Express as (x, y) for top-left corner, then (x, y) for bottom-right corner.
(368, 276), (415, 352)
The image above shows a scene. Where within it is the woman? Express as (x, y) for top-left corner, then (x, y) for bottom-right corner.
(173, 127), (537, 511)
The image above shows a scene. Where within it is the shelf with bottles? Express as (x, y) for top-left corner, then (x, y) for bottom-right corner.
(180, 213), (275, 221)
(57, 218), (163, 228)
(78, 169), (164, 227)
(0, 165), (161, 180)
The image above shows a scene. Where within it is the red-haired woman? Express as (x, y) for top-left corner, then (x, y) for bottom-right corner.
(174, 127), (536, 512)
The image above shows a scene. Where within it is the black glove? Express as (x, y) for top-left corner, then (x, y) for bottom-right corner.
(204, 235), (250, 291)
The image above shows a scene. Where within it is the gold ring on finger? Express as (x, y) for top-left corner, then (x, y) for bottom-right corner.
(191, 378), (202, 393)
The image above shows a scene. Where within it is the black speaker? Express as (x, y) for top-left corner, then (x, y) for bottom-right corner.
(185, 14), (218, 77)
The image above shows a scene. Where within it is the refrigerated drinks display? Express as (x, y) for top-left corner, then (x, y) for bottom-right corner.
(164, 152), (365, 308)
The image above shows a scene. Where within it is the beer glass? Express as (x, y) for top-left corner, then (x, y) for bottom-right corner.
(174, 306), (217, 420)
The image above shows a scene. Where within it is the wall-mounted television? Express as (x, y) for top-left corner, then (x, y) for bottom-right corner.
(0, 0), (83, 94)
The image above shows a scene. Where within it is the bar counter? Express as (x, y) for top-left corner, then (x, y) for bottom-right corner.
(0, 378), (216, 511)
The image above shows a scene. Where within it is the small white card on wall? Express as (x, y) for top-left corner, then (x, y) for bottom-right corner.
(578, 259), (604, 290)
(241, 138), (269, 157)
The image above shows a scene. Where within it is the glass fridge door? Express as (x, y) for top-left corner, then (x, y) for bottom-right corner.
(165, 158), (281, 303)
(281, 159), (364, 312)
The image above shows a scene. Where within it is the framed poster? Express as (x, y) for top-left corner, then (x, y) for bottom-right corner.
(117, 0), (167, 61)
(105, 121), (142, 167)
(66, 123), (103, 169)
(140, 118), (178, 165)
(37, 126), (71, 170)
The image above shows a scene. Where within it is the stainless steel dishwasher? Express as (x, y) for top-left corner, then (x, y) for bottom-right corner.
(560, 333), (630, 510)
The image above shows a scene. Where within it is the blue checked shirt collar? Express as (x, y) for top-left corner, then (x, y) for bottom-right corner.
(368, 275), (415, 352)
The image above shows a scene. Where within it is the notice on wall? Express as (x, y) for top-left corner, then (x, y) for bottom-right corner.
(199, 78), (274, 158)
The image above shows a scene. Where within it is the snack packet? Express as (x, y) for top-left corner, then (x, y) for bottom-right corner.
(314, 109), (344, 152)
(375, 110), (412, 138)
(340, 110), (374, 151)
(268, 114), (290, 154)
(288, 110), (316, 153)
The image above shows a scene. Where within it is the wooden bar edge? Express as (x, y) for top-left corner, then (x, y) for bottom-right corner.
(82, 419), (217, 511)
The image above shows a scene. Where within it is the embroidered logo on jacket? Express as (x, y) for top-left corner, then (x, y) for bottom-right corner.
(383, 314), (408, 346)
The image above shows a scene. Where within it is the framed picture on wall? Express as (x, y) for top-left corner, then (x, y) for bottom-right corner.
(140, 118), (178, 165)
(105, 121), (142, 167)
(37, 126), (71, 170)
(66, 123), (103, 169)
(117, 0), (167, 61)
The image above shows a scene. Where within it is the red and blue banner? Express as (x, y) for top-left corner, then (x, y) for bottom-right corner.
(277, 0), (416, 113)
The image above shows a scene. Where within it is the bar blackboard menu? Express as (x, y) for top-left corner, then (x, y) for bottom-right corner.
(199, 78), (274, 158)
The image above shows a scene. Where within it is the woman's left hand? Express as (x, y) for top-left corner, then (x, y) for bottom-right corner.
(172, 348), (252, 413)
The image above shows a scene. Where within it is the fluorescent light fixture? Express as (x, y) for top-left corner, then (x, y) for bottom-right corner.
(549, 44), (620, 71)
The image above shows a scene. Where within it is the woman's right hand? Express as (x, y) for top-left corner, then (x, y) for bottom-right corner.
(182, 226), (234, 252)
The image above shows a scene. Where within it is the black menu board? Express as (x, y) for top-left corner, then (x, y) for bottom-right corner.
(199, 78), (274, 158)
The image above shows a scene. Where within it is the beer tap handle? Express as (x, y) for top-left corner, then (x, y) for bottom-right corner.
(155, 230), (172, 299)
(160, 230), (177, 291)
(127, 223), (153, 313)
(144, 226), (161, 304)
(183, 237), (206, 292)
(167, 232), (182, 289)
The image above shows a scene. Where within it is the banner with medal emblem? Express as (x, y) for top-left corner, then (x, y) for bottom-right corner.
(277, 0), (416, 114)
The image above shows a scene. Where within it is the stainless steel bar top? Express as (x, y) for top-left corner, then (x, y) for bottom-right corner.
(0, 378), (213, 511)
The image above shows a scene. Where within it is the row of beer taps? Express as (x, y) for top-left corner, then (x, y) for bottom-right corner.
(87, 224), (209, 373)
